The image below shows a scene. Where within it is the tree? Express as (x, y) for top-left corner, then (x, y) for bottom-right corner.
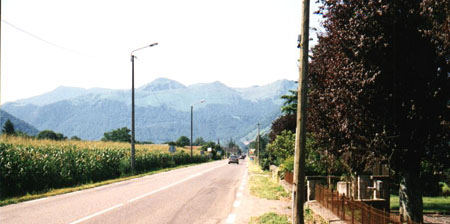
(280, 90), (298, 115)
(309, 1), (449, 222)
(176, 136), (190, 147)
(268, 114), (296, 142)
(268, 90), (298, 142)
(101, 127), (131, 142)
(2, 119), (15, 135)
(70, 136), (81, 141)
(37, 130), (66, 141)
(249, 134), (269, 153)
(194, 137), (206, 146)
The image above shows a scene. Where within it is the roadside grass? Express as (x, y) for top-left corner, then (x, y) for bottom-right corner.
(248, 160), (289, 200)
(249, 212), (290, 224)
(0, 161), (209, 207)
(390, 195), (450, 214)
(248, 159), (267, 175)
(304, 208), (327, 224)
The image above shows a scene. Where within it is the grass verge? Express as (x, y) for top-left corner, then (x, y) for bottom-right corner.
(390, 195), (450, 214)
(304, 207), (327, 224)
(0, 161), (211, 207)
(248, 159), (267, 175)
(248, 160), (289, 200)
(249, 212), (290, 224)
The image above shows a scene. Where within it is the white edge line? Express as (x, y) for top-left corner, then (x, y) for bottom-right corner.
(226, 213), (236, 224)
(69, 203), (123, 224)
(69, 162), (226, 224)
(24, 197), (47, 204)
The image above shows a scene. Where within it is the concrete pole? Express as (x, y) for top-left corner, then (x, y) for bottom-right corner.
(131, 55), (136, 171)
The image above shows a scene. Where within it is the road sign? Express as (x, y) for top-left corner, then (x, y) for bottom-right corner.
(169, 145), (176, 153)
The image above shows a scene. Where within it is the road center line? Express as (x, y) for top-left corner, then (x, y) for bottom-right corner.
(69, 203), (123, 224)
(233, 201), (241, 207)
(128, 162), (227, 203)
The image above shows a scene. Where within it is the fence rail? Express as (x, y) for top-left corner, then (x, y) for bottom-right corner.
(315, 184), (419, 224)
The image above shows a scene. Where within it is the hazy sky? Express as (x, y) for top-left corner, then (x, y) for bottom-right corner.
(1, 0), (322, 104)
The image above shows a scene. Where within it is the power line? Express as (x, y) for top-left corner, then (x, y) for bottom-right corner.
(1, 19), (80, 54)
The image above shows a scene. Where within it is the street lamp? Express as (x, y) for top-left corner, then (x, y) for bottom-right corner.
(191, 99), (206, 157)
(130, 42), (158, 171)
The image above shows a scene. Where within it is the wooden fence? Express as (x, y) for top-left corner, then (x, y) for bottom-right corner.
(315, 184), (420, 224)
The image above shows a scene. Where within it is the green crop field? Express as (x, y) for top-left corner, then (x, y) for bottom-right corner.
(0, 136), (209, 199)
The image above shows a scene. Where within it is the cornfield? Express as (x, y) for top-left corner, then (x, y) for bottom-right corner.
(0, 136), (209, 198)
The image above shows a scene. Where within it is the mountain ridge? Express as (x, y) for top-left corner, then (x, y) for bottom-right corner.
(3, 78), (297, 143)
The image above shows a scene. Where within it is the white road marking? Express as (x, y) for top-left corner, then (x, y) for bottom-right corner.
(236, 192), (243, 198)
(69, 162), (226, 224)
(128, 163), (227, 203)
(69, 203), (123, 224)
(233, 201), (241, 207)
(239, 186), (244, 190)
(24, 197), (47, 204)
(226, 213), (236, 224)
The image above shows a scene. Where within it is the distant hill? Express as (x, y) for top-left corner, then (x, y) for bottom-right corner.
(0, 109), (39, 135)
(3, 78), (297, 143)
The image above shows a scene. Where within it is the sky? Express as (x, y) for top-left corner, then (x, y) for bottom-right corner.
(1, 0), (322, 104)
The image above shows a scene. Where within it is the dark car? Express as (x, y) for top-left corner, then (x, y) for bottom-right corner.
(239, 155), (246, 159)
(228, 155), (239, 164)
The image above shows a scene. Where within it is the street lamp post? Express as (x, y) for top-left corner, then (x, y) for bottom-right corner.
(130, 43), (158, 171)
(190, 99), (206, 157)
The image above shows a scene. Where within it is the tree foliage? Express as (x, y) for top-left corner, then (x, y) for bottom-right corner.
(101, 127), (131, 143)
(193, 137), (206, 146)
(280, 90), (298, 115)
(2, 119), (15, 135)
(268, 114), (296, 142)
(176, 136), (190, 147)
(70, 136), (81, 141)
(309, 0), (449, 221)
(37, 130), (67, 141)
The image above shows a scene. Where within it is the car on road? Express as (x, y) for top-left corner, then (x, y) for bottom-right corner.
(228, 155), (239, 164)
(239, 155), (246, 159)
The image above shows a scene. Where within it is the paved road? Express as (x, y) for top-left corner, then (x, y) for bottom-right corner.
(0, 159), (247, 224)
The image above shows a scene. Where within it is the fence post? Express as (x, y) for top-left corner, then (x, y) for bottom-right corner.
(342, 195), (345, 220)
(351, 197), (354, 224)
(361, 206), (365, 224)
(331, 189), (334, 212)
(368, 205), (372, 224)
(336, 191), (341, 217)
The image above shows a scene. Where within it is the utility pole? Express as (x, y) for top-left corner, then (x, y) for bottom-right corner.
(190, 105), (193, 157)
(293, 0), (310, 223)
(257, 123), (260, 164)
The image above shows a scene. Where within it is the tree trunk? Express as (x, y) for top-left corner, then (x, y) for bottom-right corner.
(398, 161), (423, 223)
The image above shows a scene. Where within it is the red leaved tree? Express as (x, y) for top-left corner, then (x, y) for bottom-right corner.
(308, 0), (449, 222)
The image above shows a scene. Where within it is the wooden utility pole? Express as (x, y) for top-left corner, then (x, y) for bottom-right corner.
(293, 0), (310, 223)
(257, 123), (260, 164)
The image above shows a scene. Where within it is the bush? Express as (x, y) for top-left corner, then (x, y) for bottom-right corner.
(441, 182), (450, 197)
(280, 156), (294, 173)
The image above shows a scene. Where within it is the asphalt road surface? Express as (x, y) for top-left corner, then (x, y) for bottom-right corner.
(0, 159), (247, 224)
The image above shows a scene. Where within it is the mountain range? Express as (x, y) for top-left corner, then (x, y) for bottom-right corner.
(2, 78), (297, 144)
(0, 109), (39, 135)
